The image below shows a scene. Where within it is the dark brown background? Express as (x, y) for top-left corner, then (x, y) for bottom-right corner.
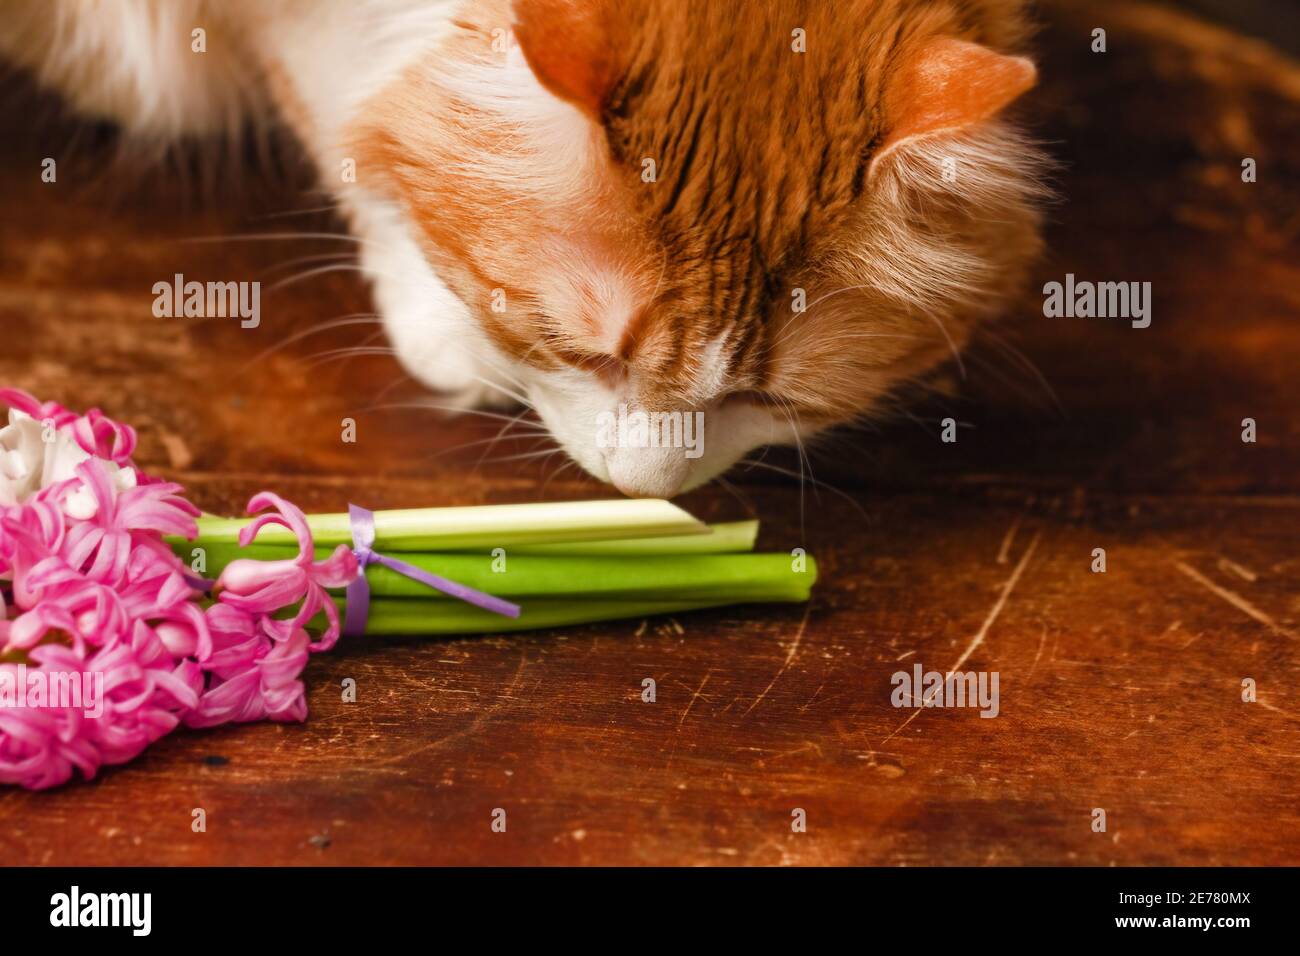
(1, 0), (1297, 864)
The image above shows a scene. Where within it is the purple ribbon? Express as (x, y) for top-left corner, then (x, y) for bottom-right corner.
(343, 503), (521, 637)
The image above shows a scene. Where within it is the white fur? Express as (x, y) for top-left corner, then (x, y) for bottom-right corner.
(0, 0), (260, 138)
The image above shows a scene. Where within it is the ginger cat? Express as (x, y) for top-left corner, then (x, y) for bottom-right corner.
(1, 0), (1044, 496)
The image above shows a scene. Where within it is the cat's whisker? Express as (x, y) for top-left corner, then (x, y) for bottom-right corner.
(423, 340), (534, 396)
(788, 409), (813, 536)
(763, 394), (809, 535)
(832, 414), (888, 438)
(360, 400), (547, 434)
(960, 346), (1055, 411)
(410, 432), (554, 465)
(713, 475), (757, 516)
(540, 453), (582, 495)
(474, 407), (543, 467)
(257, 252), (358, 280)
(367, 370), (418, 408)
(178, 230), (372, 247)
(238, 314), (384, 373)
(251, 203), (342, 221)
(974, 327), (1062, 413)
(475, 446), (568, 466)
(737, 457), (869, 522)
(302, 345), (398, 371)
(267, 262), (372, 293)
(461, 371), (532, 409)
(922, 310), (967, 379)
(460, 424), (554, 444)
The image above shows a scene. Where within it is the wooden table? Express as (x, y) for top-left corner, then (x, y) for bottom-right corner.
(1, 0), (1297, 865)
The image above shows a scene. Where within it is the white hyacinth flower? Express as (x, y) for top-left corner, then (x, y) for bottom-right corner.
(0, 408), (137, 515)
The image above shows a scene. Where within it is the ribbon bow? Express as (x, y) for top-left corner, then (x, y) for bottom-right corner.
(343, 503), (520, 637)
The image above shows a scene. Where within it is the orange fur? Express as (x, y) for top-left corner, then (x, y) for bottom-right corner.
(350, 0), (1044, 424)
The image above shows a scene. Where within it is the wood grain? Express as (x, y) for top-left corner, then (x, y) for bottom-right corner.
(0, 0), (1297, 865)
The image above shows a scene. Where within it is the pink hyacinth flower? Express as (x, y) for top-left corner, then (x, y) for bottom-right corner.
(3, 576), (130, 656)
(1, 388), (374, 789)
(50, 459), (199, 587)
(0, 505), (72, 614)
(0, 388), (79, 431)
(0, 388), (137, 466)
(70, 408), (138, 466)
(185, 613), (312, 728)
(0, 624), (203, 790)
(213, 492), (357, 652)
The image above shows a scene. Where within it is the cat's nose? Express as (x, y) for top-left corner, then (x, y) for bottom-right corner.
(604, 446), (690, 499)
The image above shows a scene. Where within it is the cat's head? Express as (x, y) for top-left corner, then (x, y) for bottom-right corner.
(353, 0), (1044, 496)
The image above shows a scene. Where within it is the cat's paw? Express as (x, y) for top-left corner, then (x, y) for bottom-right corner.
(379, 300), (521, 409)
(405, 349), (522, 411)
(356, 217), (523, 410)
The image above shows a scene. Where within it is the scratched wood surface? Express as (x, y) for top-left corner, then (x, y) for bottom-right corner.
(0, 1), (1297, 865)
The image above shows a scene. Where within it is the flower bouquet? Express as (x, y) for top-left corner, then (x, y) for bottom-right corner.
(0, 389), (816, 789)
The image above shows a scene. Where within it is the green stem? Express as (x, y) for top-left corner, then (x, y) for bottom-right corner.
(170, 507), (813, 635)
(336, 596), (791, 636)
(188, 499), (707, 551)
(511, 520), (758, 554)
(373, 552), (814, 601)
(175, 540), (814, 603)
(176, 519), (756, 564)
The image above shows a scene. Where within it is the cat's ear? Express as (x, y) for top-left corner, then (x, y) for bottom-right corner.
(880, 37), (1036, 151)
(512, 0), (617, 117)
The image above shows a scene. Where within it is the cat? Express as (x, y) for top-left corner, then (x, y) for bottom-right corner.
(0, 0), (1045, 497)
